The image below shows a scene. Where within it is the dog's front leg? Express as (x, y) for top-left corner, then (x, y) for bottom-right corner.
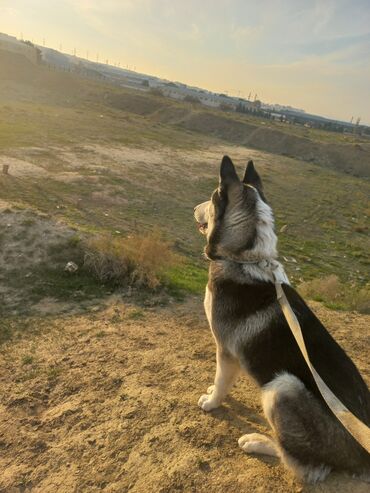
(198, 348), (239, 411)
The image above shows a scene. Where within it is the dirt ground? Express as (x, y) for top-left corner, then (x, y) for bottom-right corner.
(0, 297), (369, 493)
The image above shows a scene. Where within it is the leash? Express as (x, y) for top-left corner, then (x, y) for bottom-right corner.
(273, 275), (370, 454)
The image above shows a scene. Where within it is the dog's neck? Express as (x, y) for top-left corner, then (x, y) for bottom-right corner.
(208, 256), (290, 285)
(212, 260), (290, 286)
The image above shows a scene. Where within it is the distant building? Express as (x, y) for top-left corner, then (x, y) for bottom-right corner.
(270, 112), (286, 122)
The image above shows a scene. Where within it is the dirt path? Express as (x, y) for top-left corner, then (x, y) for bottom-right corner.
(0, 298), (369, 493)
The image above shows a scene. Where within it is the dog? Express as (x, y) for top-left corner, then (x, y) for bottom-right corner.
(194, 155), (370, 483)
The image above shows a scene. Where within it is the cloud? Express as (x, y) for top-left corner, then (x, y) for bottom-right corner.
(229, 24), (264, 44)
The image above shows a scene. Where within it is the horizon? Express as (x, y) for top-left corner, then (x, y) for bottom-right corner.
(1, 0), (370, 125)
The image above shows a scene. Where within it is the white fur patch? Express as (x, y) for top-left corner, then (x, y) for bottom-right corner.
(238, 433), (279, 457)
(198, 345), (240, 411)
(207, 384), (215, 394)
(262, 372), (304, 423)
(198, 393), (220, 411)
(204, 285), (212, 327)
(240, 193), (290, 285)
(253, 194), (277, 259)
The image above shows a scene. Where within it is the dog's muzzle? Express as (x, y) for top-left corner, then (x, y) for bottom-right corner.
(194, 201), (210, 235)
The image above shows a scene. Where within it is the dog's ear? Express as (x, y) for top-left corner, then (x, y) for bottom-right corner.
(243, 160), (263, 189)
(219, 155), (239, 189)
(243, 160), (268, 202)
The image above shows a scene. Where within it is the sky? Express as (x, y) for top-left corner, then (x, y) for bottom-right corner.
(1, 0), (370, 124)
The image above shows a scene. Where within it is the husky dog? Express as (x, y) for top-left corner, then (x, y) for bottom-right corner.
(194, 156), (370, 483)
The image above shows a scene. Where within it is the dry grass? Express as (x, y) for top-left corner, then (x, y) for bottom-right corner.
(83, 229), (178, 289)
(299, 275), (342, 302)
(298, 275), (370, 313)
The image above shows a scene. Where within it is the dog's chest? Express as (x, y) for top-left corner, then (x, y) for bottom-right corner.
(203, 282), (275, 356)
(203, 286), (229, 346)
(204, 286), (213, 327)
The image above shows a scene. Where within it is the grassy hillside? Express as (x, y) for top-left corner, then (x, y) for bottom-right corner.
(1, 50), (369, 177)
(0, 50), (369, 315)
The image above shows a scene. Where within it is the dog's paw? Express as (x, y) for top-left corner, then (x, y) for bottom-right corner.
(207, 384), (215, 394)
(198, 393), (220, 411)
(238, 433), (278, 457)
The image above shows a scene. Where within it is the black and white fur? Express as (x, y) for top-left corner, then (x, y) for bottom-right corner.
(194, 156), (370, 483)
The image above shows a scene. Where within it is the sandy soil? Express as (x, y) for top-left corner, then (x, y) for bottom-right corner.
(0, 208), (80, 314)
(0, 156), (49, 178)
(0, 298), (369, 493)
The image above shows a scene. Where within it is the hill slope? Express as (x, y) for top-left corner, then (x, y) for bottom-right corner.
(1, 49), (370, 178)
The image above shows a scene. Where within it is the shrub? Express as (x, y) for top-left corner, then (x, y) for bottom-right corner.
(183, 95), (201, 104)
(346, 286), (370, 314)
(219, 103), (233, 112)
(298, 275), (370, 313)
(298, 275), (342, 303)
(149, 88), (164, 97)
(83, 230), (177, 289)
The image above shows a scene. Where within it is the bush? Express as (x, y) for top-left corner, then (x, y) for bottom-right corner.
(149, 88), (164, 97)
(83, 230), (177, 289)
(219, 103), (233, 112)
(298, 275), (370, 313)
(346, 286), (370, 314)
(298, 275), (342, 303)
(183, 95), (201, 104)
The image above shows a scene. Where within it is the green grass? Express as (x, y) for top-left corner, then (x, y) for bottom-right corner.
(164, 263), (208, 299)
(46, 365), (62, 381)
(0, 317), (39, 344)
(126, 309), (145, 320)
(1, 264), (110, 316)
(95, 330), (107, 338)
(21, 354), (34, 365)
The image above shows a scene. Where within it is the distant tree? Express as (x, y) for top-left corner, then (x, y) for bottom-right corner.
(183, 95), (201, 104)
(150, 88), (164, 97)
(219, 102), (233, 112)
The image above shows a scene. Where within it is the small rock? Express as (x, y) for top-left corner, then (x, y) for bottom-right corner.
(64, 261), (78, 273)
(198, 460), (211, 472)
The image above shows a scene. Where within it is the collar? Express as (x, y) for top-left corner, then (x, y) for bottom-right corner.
(204, 252), (277, 269)
(204, 254), (289, 284)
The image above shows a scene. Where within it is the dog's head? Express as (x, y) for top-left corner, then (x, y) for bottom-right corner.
(194, 156), (277, 262)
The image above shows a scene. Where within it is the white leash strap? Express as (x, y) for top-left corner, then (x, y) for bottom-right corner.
(274, 280), (370, 454)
